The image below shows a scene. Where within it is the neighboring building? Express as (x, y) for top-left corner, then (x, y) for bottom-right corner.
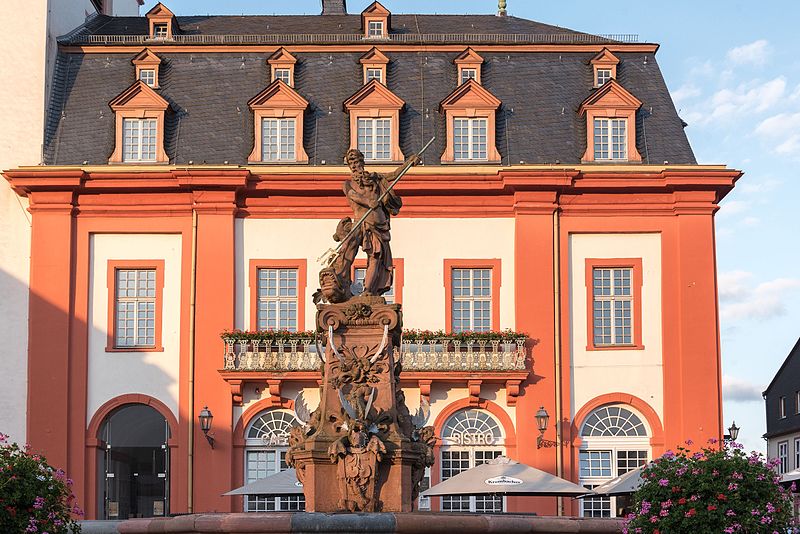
(764, 338), (800, 479)
(0, 0), (141, 447)
(2, 0), (740, 520)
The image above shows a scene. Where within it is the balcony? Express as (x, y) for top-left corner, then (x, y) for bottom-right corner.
(219, 334), (531, 406)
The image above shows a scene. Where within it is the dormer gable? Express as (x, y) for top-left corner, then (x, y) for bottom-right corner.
(344, 80), (404, 162)
(361, 1), (390, 39)
(108, 81), (170, 163)
(247, 80), (309, 163)
(590, 48), (620, 88)
(146, 3), (176, 40)
(579, 79), (642, 163)
(344, 79), (404, 111)
(132, 49), (162, 88)
(359, 47), (390, 85)
(454, 47), (484, 85)
(267, 47), (298, 87)
(439, 79), (501, 164)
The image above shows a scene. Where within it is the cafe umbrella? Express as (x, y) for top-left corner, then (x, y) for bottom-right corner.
(422, 456), (592, 498)
(223, 468), (304, 496)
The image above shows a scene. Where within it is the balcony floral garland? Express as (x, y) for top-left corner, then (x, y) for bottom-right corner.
(220, 328), (527, 344)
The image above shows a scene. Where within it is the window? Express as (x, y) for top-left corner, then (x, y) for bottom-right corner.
(122, 118), (157, 162)
(261, 118), (296, 162)
(366, 68), (383, 84)
(357, 117), (391, 161)
(796, 391), (799, 414)
(139, 69), (156, 87)
(105, 262), (164, 351)
(256, 268), (298, 331)
(593, 118), (627, 161)
(152, 23), (168, 38)
(779, 441), (788, 474)
(592, 267), (633, 346)
(441, 409), (505, 513)
(460, 68), (477, 85)
(274, 68), (291, 85)
(352, 268), (394, 303)
(579, 405), (649, 518)
(453, 118), (488, 161)
(451, 268), (491, 333)
(596, 68), (612, 87)
(780, 396), (787, 418)
(795, 437), (800, 470)
(367, 20), (384, 37)
(244, 410), (305, 512)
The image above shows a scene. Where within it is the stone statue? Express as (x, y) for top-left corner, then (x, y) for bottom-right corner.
(315, 142), (432, 305)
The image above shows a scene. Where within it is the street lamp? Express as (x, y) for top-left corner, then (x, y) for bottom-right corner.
(199, 406), (215, 448)
(535, 406), (557, 449)
(727, 421), (740, 442)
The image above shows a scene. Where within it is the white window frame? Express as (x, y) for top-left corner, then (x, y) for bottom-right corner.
(139, 69), (156, 87)
(367, 20), (384, 38)
(440, 409), (505, 514)
(460, 68), (477, 85)
(780, 396), (787, 419)
(256, 268), (298, 331)
(453, 117), (488, 161)
(243, 410), (304, 512)
(122, 118), (158, 162)
(366, 68), (383, 84)
(795, 437), (800, 470)
(593, 117), (627, 161)
(357, 117), (391, 161)
(114, 268), (157, 348)
(779, 441), (789, 474)
(451, 268), (492, 333)
(596, 68), (612, 87)
(152, 24), (168, 38)
(796, 391), (799, 414)
(273, 68), (292, 85)
(261, 118), (296, 162)
(592, 267), (634, 346)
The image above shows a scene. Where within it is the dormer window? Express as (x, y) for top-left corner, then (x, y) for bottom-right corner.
(247, 80), (309, 164)
(366, 68), (383, 83)
(360, 47), (389, 86)
(454, 118), (488, 161)
(368, 21), (384, 38)
(267, 48), (297, 87)
(361, 2), (390, 39)
(590, 49), (619, 88)
(153, 24), (168, 38)
(460, 68), (477, 85)
(108, 81), (170, 164)
(358, 118), (391, 160)
(261, 118), (296, 162)
(579, 79), (642, 163)
(596, 68), (612, 87)
(344, 80), (405, 162)
(454, 48), (484, 86)
(274, 68), (291, 85)
(123, 118), (157, 162)
(439, 79), (501, 164)
(139, 69), (156, 87)
(593, 118), (627, 161)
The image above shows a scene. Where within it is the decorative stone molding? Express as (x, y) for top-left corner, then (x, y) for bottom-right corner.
(267, 47), (297, 86)
(579, 79), (642, 163)
(454, 47), (484, 84)
(590, 48), (619, 88)
(439, 79), (502, 163)
(361, 1), (391, 39)
(132, 48), (161, 88)
(108, 81), (170, 164)
(359, 47), (389, 85)
(343, 80), (405, 162)
(146, 2), (176, 40)
(247, 81), (309, 163)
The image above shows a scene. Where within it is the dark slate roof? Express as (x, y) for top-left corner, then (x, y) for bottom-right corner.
(764, 337), (800, 438)
(65, 14), (601, 43)
(43, 48), (695, 166)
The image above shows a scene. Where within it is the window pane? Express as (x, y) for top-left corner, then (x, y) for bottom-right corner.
(115, 268), (157, 347)
(257, 268), (298, 332)
(451, 268), (492, 332)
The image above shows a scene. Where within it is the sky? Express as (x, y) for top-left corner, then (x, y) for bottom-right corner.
(139, 0), (800, 453)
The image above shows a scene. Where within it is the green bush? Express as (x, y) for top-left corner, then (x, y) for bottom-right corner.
(0, 433), (81, 534)
(624, 439), (795, 534)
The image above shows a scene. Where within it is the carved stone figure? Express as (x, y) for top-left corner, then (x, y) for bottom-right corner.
(328, 421), (387, 512)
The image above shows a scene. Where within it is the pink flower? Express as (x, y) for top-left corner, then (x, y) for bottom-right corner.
(658, 478), (669, 487)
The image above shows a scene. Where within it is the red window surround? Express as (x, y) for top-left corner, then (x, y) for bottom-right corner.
(351, 257), (404, 304)
(248, 259), (308, 331)
(106, 259), (165, 352)
(584, 257), (644, 351)
(443, 258), (501, 333)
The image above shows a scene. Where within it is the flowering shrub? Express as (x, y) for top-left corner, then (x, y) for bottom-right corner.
(0, 433), (82, 534)
(624, 439), (795, 534)
(221, 328), (528, 344)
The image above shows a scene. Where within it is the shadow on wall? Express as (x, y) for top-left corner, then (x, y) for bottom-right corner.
(0, 264), (30, 445)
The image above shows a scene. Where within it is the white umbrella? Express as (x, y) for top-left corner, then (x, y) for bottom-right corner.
(582, 465), (645, 497)
(422, 456), (592, 498)
(223, 468), (303, 496)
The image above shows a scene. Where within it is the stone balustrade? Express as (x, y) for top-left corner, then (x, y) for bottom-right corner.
(222, 337), (528, 373)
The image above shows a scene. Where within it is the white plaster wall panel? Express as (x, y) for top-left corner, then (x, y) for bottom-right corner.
(105, 0), (141, 16)
(237, 218), (515, 332)
(0, 0), (96, 444)
(767, 433), (800, 471)
(87, 234), (182, 420)
(237, 384), (321, 429)
(568, 233), (664, 422)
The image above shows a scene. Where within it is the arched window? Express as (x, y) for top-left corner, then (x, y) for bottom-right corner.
(99, 404), (170, 520)
(440, 408), (505, 513)
(579, 405), (650, 519)
(243, 409), (304, 512)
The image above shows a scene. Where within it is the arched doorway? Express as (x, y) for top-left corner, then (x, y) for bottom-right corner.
(243, 408), (305, 511)
(98, 404), (170, 519)
(578, 404), (650, 518)
(439, 408), (506, 513)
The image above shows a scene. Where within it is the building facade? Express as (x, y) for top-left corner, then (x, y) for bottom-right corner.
(764, 338), (800, 478)
(3, 0), (739, 520)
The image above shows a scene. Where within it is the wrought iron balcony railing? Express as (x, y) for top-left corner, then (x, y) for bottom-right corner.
(222, 337), (528, 373)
